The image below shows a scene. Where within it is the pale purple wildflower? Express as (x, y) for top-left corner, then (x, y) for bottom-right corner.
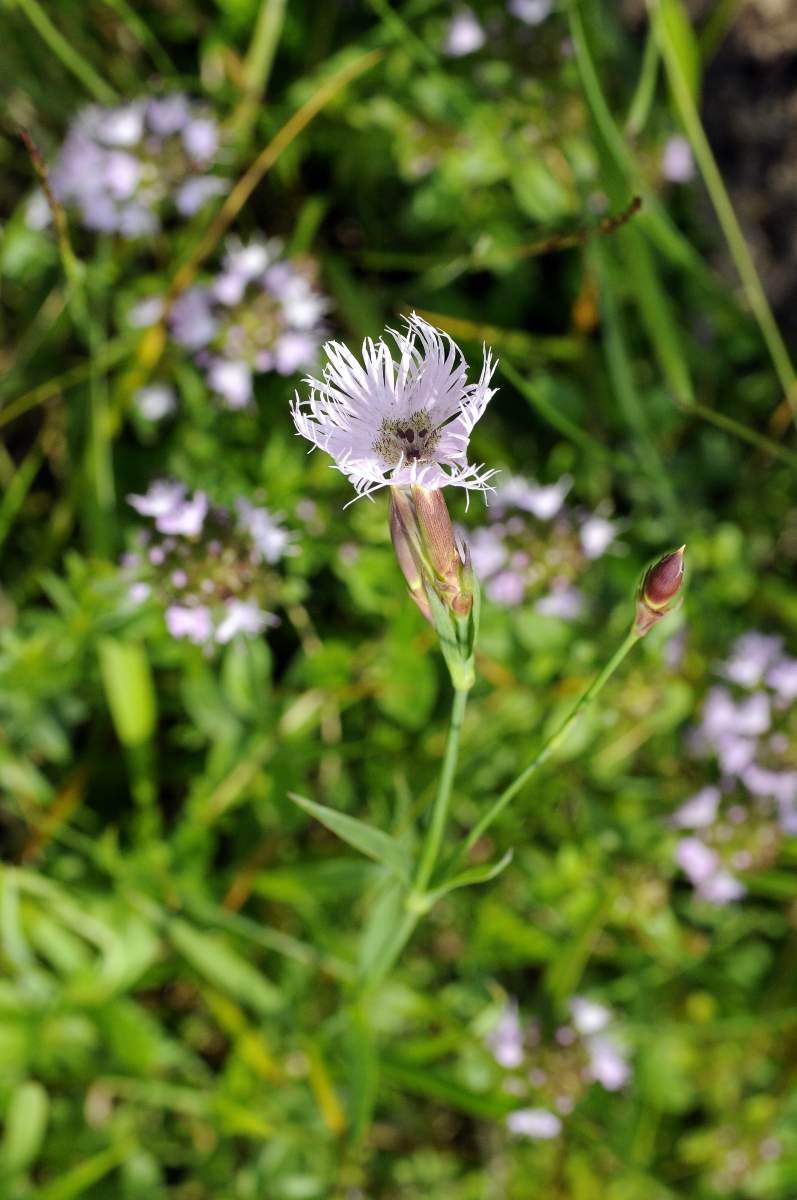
(33, 96), (226, 237)
(670, 786), (721, 829)
(487, 570), (526, 607)
(723, 632), (783, 689)
(487, 1000), (524, 1069)
(443, 8), (486, 56)
(493, 474), (571, 520)
(292, 314), (497, 500)
(507, 1108), (562, 1139)
(134, 383), (176, 421)
(128, 481), (207, 537)
(586, 1035), (631, 1091)
(767, 657), (797, 704)
(236, 499), (296, 563)
(166, 603), (214, 645)
(126, 482), (291, 649)
(676, 836), (746, 904)
(569, 997), (611, 1036)
(536, 583), (584, 620)
(662, 135), (695, 184)
(676, 836), (721, 886)
(508, 0), (552, 24)
(580, 514), (616, 559)
(215, 600), (275, 644)
(168, 237), (329, 408)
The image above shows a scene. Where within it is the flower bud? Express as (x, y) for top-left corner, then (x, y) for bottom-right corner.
(634, 546), (685, 635)
(411, 485), (473, 618)
(389, 488), (433, 622)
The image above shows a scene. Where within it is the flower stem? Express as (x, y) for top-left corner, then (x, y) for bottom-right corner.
(414, 686), (469, 896)
(361, 685), (468, 992)
(459, 627), (641, 860)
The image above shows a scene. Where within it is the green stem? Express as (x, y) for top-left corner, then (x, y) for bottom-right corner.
(14, 0), (118, 104)
(459, 627), (641, 860)
(413, 687), (468, 896)
(650, 0), (797, 416)
(231, 0), (287, 143)
(361, 685), (468, 992)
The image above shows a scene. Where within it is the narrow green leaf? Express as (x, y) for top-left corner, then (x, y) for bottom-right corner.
(168, 918), (281, 1016)
(36, 1141), (133, 1200)
(98, 638), (156, 747)
(382, 1058), (514, 1120)
(427, 850), (514, 905)
(288, 793), (411, 883)
(658, 0), (700, 102)
(0, 1079), (48, 1173)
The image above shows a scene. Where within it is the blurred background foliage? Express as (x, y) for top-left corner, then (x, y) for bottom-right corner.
(2, 0), (797, 1196)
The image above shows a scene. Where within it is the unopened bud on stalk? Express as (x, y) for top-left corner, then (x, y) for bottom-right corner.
(389, 486), (474, 621)
(411, 485), (473, 618)
(634, 546), (685, 635)
(390, 487), (433, 623)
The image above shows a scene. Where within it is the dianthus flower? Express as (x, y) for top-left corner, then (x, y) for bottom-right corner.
(291, 313), (497, 500)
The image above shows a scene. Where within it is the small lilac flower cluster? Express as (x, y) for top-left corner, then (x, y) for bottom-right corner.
(29, 96), (225, 237)
(464, 474), (616, 612)
(443, 1), (552, 58)
(486, 995), (631, 1141)
(159, 238), (329, 409)
(125, 480), (295, 649)
(673, 632), (797, 904)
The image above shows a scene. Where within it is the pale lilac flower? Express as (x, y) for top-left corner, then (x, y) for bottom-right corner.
(155, 490), (208, 537)
(586, 1035), (631, 1091)
(174, 176), (227, 216)
(291, 314), (497, 500)
(443, 8), (486, 56)
(767, 657), (797, 704)
(487, 1000), (524, 1069)
(169, 287), (218, 350)
(487, 570), (526, 607)
(698, 869), (746, 905)
(37, 96), (226, 237)
(215, 600), (275, 644)
(494, 475), (570, 520)
(207, 358), (253, 409)
(569, 997), (610, 1036)
(509, 0), (553, 24)
(507, 1108), (562, 1140)
(128, 296), (164, 327)
(676, 836), (720, 886)
(724, 632), (783, 689)
(128, 480), (187, 520)
(128, 582), (151, 604)
(580, 514), (616, 559)
(236, 500), (295, 563)
(166, 603), (214, 645)
(170, 237), (329, 407)
(670, 786), (721, 829)
(536, 584), (584, 620)
(467, 526), (508, 579)
(134, 383), (176, 421)
(662, 135), (695, 184)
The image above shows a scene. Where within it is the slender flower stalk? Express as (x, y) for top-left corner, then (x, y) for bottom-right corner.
(458, 627), (641, 863)
(457, 546), (686, 865)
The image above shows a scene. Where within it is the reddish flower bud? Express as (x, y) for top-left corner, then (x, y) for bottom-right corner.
(389, 488), (433, 623)
(635, 546), (685, 635)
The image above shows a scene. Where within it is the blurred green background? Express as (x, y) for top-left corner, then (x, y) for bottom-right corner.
(2, 0), (797, 1196)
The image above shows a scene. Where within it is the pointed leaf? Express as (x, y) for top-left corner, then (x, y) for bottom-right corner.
(288, 793), (410, 882)
(427, 850), (513, 905)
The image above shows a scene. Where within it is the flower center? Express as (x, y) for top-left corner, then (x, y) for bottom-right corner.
(374, 410), (440, 467)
